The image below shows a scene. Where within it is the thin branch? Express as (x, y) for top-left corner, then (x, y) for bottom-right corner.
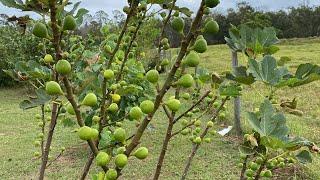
(173, 90), (211, 124)
(80, 152), (95, 180)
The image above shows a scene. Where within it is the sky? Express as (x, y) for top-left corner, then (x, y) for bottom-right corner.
(1, 0), (320, 18)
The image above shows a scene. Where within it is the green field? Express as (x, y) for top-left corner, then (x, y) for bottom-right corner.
(1, 38), (320, 179)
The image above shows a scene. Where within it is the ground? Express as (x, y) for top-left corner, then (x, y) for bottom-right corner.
(1, 38), (320, 179)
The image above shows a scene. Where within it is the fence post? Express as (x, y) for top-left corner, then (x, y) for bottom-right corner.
(232, 51), (242, 136)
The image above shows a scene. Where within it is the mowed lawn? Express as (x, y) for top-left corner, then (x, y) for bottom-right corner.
(1, 38), (320, 179)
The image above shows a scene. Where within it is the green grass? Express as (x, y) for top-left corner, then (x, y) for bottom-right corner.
(1, 38), (320, 179)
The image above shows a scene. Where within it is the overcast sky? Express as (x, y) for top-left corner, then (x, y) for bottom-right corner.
(1, 0), (320, 18)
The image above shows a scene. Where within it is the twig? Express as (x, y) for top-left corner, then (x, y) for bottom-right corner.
(240, 155), (249, 180)
(180, 96), (229, 180)
(80, 152), (95, 180)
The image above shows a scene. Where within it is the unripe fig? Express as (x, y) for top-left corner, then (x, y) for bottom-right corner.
(104, 44), (112, 54)
(34, 140), (41, 147)
(249, 162), (259, 171)
(34, 151), (41, 157)
(193, 38), (208, 53)
(205, 0), (220, 8)
(140, 100), (154, 114)
(181, 119), (189, 126)
(114, 128), (126, 142)
(97, 172), (104, 180)
(207, 121), (214, 127)
(171, 17), (185, 33)
(114, 154), (128, 168)
(116, 147), (126, 154)
(255, 157), (264, 164)
(33, 22), (48, 38)
(123, 6), (130, 14)
(261, 170), (272, 177)
(63, 15), (77, 31)
(181, 93), (191, 100)
(38, 132), (44, 139)
(92, 115), (100, 123)
(165, 99), (181, 112)
(78, 126), (97, 140)
(134, 147), (148, 160)
(38, 122), (44, 127)
(45, 81), (63, 95)
(183, 51), (200, 67)
(177, 74), (194, 88)
(161, 38), (169, 46)
(218, 112), (226, 119)
(108, 103), (119, 113)
(193, 137), (202, 144)
(204, 20), (219, 34)
(96, 151), (110, 166)
(129, 107), (143, 120)
(44, 54), (54, 64)
(111, 94), (121, 103)
(194, 119), (201, 127)
(55, 60), (71, 75)
(245, 169), (254, 177)
(105, 169), (117, 180)
(35, 114), (41, 119)
(204, 137), (211, 143)
(66, 103), (75, 115)
(81, 93), (98, 107)
(161, 58), (170, 66)
(195, 127), (201, 133)
(146, 70), (159, 83)
(181, 128), (190, 135)
(104, 69), (114, 80)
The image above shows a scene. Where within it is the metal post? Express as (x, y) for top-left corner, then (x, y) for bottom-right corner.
(232, 51), (242, 136)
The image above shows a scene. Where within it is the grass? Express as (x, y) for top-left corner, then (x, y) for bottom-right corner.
(1, 38), (320, 179)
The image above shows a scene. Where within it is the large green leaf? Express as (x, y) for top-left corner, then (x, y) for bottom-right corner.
(248, 55), (286, 85)
(226, 66), (255, 85)
(296, 150), (312, 164)
(0, 0), (25, 9)
(19, 89), (51, 110)
(247, 99), (289, 148)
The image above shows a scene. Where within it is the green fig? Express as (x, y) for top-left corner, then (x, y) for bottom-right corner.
(33, 22), (48, 38)
(78, 126), (95, 140)
(205, 0), (220, 8)
(81, 93), (97, 107)
(140, 100), (154, 114)
(171, 17), (185, 33)
(183, 51), (200, 67)
(193, 137), (202, 144)
(55, 60), (71, 75)
(116, 147), (126, 154)
(181, 93), (191, 100)
(114, 128), (126, 142)
(161, 58), (170, 66)
(129, 106), (143, 120)
(45, 81), (63, 95)
(207, 121), (214, 127)
(111, 94), (121, 103)
(66, 103), (75, 115)
(177, 74), (194, 88)
(63, 15), (77, 31)
(104, 69), (114, 80)
(96, 152), (110, 166)
(108, 103), (119, 113)
(114, 154), (128, 168)
(44, 54), (54, 64)
(146, 69), (159, 83)
(134, 147), (148, 160)
(105, 169), (117, 180)
(204, 20), (219, 34)
(92, 115), (100, 123)
(193, 38), (207, 53)
(165, 99), (181, 112)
